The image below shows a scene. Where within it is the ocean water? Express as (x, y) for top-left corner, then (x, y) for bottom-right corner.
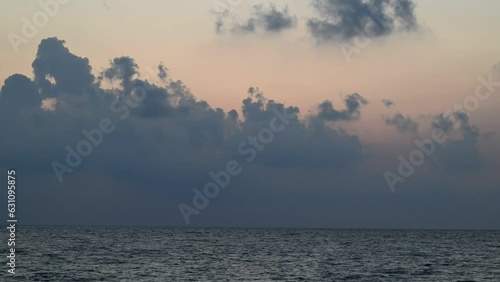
(2, 227), (499, 281)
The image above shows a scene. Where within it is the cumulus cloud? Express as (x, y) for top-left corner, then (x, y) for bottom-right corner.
(238, 88), (364, 168)
(102, 56), (139, 88)
(32, 38), (95, 98)
(0, 37), (367, 185)
(216, 4), (297, 34)
(0, 74), (41, 108)
(1, 37), (497, 228)
(383, 113), (418, 133)
(307, 0), (419, 42)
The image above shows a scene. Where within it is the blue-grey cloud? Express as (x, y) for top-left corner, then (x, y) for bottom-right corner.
(0, 74), (41, 109)
(432, 112), (483, 172)
(33, 38), (95, 98)
(0, 37), (497, 229)
(316, 93), (368, 122)
(432, 113), (455, 133)
(216, 4), (297, 34)
(384, 113), (418, 133)
(0, 37), (365, 183)
(157, 63), (168, 81)
(307, 0), (419, 42)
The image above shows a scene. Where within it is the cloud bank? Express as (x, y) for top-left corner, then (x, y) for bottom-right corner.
(0, 37), (367, 184)
(1, 37), (497, 228)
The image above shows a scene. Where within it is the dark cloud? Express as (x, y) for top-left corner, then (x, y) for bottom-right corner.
(0, 37), (497, 228)
(315, 93), (368, 122)
(431, 113), (455, 133)
(102, 56), (139, 88)
(238, 88), (364, 168)
(381, 99), (394, 108)
(307, 0), (419, 42)
(432, 112), (483, 172)
(216, 4), (297, 34)
(0, 37), (366, 186)
(157, 63), (168, 81)
(254, 4), (297, 32)
(384, 113), (418, 133)
(32, 37), (95, 98)
(0, 74), (41, 109)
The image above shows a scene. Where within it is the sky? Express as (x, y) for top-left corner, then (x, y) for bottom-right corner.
(0, 0), (499, 229)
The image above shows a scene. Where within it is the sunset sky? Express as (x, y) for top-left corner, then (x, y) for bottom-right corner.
(0, 0), (499, 228)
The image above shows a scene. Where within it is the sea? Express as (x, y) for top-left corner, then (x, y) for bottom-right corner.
(2, 227), (499, 281)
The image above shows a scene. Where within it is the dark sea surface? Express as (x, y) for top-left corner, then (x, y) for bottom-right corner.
(2, 227), (500, 281)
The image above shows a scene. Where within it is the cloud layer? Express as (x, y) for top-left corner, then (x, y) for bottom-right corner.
(0, 37), (497, 228)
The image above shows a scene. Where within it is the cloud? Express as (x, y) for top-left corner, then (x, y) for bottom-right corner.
(315, 93), (368, 122)
(157, 63), (168, 81)
(307, 0), (419, 42)
(216, 4), (297, 35)
(254, 4), (297, 32)
(431, 113), (454, 133)
(384, 113), (418, 133)
(381, 99), (394, 108)
(0, 37), (367, 184)
(0, 74), (41, 109)
(1, 37), (497, 228)
(32, 38), (95, 98)
(431, 112), (483, 172)
(483, 131), (496, 141)
(102, 56), (139, 88)
(238, 88), (364, 168)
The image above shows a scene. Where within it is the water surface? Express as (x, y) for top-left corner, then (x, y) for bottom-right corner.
(2, 227), (499, 281)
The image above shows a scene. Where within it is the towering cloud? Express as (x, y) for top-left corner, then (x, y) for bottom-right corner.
(32, 38), (95, 98)
(0, 38), (368, 184)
